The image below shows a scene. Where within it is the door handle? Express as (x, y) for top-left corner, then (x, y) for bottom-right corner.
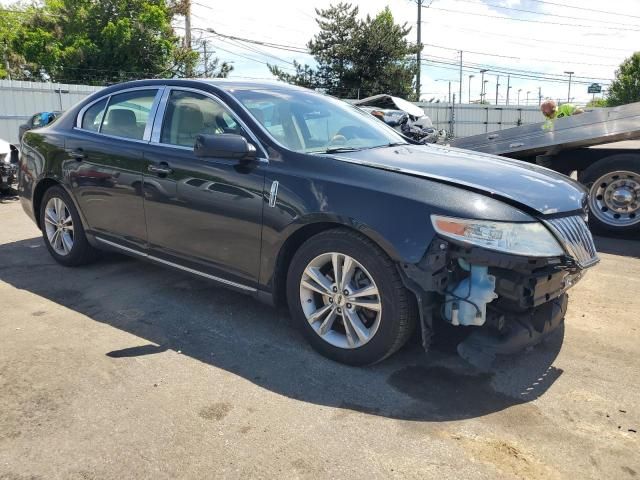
(68, 148), (87, 160)
(148, 163), (173, 176)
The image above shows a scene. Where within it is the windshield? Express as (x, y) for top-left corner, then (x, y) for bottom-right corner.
(231, 88), (408, 153)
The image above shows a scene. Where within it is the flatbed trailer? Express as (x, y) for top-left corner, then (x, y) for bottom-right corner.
(450, 102), (640, 235)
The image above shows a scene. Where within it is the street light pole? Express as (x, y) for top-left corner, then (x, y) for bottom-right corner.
(564, 71), (574, 103)
(479, 69), (488, 103)
(517, 88), (522, 106)
(526, 91), (530, 106)
(495, 75), (500, 105)
(468, 74), (475, 104)
(416, 0), (423, 100)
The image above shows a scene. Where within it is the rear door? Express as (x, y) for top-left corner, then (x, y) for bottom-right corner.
(141, 87), (267, 287)
(64, 87), (162, 250)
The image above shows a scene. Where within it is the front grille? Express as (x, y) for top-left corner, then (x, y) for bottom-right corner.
(544, 215), (599, 268)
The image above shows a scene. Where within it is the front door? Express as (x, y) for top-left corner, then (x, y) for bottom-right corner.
(142, 88), (266, 286)
(64, 88), (160, 249)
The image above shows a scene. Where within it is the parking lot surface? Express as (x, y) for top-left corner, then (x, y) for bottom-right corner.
(1, 195), (639, 479)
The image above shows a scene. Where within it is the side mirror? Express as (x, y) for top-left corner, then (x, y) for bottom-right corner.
(194, 133), (257, 161)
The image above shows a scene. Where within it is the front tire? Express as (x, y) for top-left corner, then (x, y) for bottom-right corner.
(40, 185), (99, 266)
(581, 154), (640, 236)
(286, 229), (416, 366)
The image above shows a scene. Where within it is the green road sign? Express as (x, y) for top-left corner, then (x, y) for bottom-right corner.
(588, 83), (602, 94)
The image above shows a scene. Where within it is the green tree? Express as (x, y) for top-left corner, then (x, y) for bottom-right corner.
(606, 52), (640, 106)
(351, 7), (419, 99)
(587, 97), (607, 108)
(1, 0), (231, 83)
(269, 3), (418, 99)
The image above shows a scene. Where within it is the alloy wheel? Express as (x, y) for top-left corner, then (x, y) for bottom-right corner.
(44, 197), (74, 256)
(299, 252), (382, 349)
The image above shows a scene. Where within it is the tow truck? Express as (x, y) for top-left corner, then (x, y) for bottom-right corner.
(451, 102), (640, 236)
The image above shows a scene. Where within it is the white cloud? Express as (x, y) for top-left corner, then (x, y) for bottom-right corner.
(190, 0), (640, 105)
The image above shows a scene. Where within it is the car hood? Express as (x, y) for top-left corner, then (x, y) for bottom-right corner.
(332, 143), (587, 215)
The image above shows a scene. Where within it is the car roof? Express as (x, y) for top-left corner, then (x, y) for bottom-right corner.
(109, 78), (310, 93)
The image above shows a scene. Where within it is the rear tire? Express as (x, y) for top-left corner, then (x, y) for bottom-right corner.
(40, 185), (99, 266)
(286, 228), (416, 366)
(581, 154), (640, 236)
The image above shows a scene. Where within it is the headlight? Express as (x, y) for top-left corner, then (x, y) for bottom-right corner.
(431, 215), (564, 257)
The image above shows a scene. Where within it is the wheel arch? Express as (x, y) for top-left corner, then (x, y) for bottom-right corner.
(270, 218), (409, 308)
(32, 177), (90, 233)
(32, 178), (61, 229)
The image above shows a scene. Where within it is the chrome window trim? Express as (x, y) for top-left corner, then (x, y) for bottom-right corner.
(149, 86), (269, 161)
(75, 86), (164, 142)
(95, 237), (257, 292)
(70, 128), (155, 145)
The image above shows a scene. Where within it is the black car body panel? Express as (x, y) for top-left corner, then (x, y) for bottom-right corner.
(17, 79), (599, 362)
(331, 144), (587, 216)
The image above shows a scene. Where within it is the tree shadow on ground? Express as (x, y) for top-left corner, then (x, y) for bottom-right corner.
(0, 236), (570, 422)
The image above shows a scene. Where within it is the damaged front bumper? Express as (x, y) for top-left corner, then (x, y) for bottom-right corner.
(400, 237), (596, 366)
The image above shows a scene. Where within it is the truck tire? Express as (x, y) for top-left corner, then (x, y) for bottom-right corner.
(580, 154), (640, 236)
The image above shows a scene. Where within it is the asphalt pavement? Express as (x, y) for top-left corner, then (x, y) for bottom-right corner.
(1, 194), (639, 479)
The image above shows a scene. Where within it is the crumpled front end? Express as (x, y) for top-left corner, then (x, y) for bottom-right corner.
(401, 214), (598, 368)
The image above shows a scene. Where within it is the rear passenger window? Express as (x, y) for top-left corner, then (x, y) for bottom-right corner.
(101, 89), (158, 140)
(81, 98), (108, 132)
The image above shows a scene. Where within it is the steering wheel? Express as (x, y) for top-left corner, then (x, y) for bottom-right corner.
(328, 134), (347, 147)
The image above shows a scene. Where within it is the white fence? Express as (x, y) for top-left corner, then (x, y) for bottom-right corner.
(0, 80), (102, 144)
(0, 80), (547, 145)
(416, 102), (545, 138)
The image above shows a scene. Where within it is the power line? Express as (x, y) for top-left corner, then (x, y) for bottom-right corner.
(446, 0), (640, 29)
(420, 20), (634, 53)
(424, 53), (611, 81)
(526, 0), (640, 21)
(422, 58), (610, 86)
(425, 5), (640, 32)
(424, 43), (619, 68)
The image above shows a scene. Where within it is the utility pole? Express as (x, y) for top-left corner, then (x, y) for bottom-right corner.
(458, 51), (463, 105)
(185, 0), (192, 77)
(538, 87), (542, 105)
(506, 75), (511, 106)
(448, 81), (451, 104)
(468, 74), (475, 104)
(526, 90), (530, 105)
(451, 93), (456, 137)
(479, 69), (488, 103)
(202, 39), (209, 77)
(564, 71), (574, 103)
(495, 75), (500, 105)
(2, 41), (10, 80)
(416, 0), (423, 100)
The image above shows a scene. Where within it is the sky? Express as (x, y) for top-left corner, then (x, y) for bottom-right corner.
(185, 0), (640, 105)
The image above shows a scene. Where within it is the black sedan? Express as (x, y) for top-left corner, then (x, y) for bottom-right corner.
(18, 79), (599, 366)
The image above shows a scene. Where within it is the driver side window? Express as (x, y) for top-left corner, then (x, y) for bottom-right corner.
(160, 90), (246, 148)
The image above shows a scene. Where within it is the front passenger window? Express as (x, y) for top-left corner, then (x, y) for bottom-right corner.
(160, 90), (246, 148)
